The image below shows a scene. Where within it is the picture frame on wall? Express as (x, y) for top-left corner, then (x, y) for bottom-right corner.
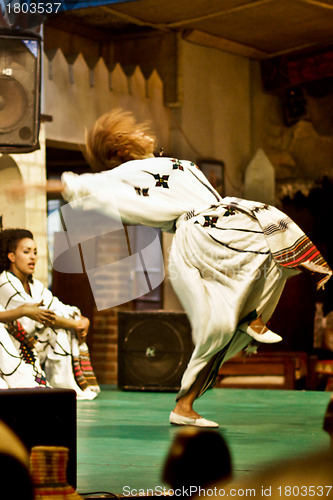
(198, 159), (225, 197)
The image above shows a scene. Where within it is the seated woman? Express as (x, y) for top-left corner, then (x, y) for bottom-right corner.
(0, 302), (55, 389)
(0, 228), (100, 399)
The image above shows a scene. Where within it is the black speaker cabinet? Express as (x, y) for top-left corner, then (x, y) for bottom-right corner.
(0, 32), (41, 153)
(118, 310), (194, 391)
(0, 388), (77, 488)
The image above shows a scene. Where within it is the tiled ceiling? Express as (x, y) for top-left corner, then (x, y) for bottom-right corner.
(47, 0), (333, 59)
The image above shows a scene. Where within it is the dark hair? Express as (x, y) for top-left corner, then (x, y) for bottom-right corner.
(163, 428), (232, 492)
(0, 229), (34, 274)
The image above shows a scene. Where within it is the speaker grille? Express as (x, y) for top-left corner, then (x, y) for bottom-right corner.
(0, 34), (40, 152)
(0, 76), (28, 132)
(118, 311), (193, 391)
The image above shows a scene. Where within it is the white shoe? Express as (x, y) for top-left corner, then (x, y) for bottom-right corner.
(246, 326), (282, 344)
(169, 411), (219, 428)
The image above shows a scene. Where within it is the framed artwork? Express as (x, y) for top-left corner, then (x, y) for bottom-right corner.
(198, 159), (225, 197)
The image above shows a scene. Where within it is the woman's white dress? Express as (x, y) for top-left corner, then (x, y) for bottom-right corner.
(0, 272), (100, 399)
(61, 157), (332, 398)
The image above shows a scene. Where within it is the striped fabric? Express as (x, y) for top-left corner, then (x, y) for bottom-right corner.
(5, 321), (47, 387)
(225, 198), (332, 290)
(272, 234), (331, 289)
(72, 356), (88, 390)
(79, 350), (100, 392)
(72, 349), (99, 392)
(6, 320), (37, 350)
(262, 217), (292, 235)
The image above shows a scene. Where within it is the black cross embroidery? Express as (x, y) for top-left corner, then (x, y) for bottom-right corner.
(223, 206), (236, 217)
(134, 187), (149, 196)
(203, 216), (219, 228)
(153, 173), (169, 188)
(171, 159), (184, 171)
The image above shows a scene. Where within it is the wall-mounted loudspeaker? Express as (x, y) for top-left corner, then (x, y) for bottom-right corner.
(0, 32), (41, 153)
(0, 388), (77, 488)
(118, 311), (194, 391)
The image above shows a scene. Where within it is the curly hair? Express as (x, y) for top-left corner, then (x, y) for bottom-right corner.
(85, 108), (156, 172)
(0, 229), (34, 274)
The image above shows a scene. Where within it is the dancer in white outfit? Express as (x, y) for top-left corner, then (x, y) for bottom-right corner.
(9, 109), (332, 426)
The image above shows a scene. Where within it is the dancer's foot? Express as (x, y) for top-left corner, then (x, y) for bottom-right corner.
(172, 401), (201, 420)
(171, 401), (218, 427)
(245, 317), (282, 344)
(170, 355), (220, 428)
(169, 411), (219, 428)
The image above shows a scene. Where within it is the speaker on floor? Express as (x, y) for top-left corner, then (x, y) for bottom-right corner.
(0, 388), (77, 488)
(117, 310), (194, 392)
(0, 31), (41, 153)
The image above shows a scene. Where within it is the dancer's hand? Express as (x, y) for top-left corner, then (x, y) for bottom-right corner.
(21, 302), (56, 326)
(74, 316), (90, 343)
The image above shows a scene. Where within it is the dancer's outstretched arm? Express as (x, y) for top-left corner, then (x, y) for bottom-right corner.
(6, 179), (64, 201)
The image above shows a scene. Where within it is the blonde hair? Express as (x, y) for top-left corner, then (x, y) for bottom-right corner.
(85, 108), (156, 172)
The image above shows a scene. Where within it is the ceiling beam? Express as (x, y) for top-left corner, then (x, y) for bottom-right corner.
(297, 0), (333, 9)
(167, 0), (274, 28)
(99, 5), (170, 31)
(182, 30), (269, 60)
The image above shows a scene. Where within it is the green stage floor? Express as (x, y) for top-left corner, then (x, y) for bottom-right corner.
(76, 388), (331, 497)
